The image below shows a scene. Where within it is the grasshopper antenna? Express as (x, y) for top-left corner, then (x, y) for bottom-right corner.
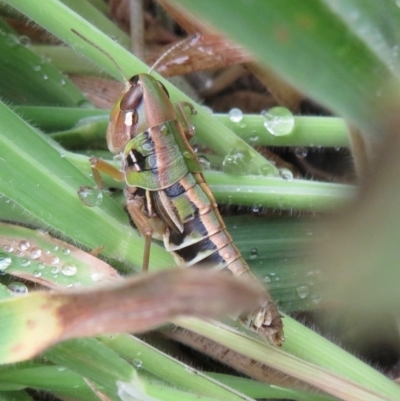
(71, 29), (128, 84)
(148, 34), (199, 75)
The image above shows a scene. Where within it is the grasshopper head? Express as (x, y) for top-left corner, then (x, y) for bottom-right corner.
(106, 73), (175, 153)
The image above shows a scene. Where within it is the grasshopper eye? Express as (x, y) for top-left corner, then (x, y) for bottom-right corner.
(120, 85), (143, 111)
(157, 81), (170, 98)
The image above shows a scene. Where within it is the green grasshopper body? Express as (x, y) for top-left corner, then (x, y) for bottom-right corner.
(96, 73), (283, 345)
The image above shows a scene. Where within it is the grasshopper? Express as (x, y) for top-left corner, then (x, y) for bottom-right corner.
(75, 32), (284, 345)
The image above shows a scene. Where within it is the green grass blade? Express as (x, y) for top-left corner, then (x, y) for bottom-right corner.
(0, 18), (86, 106)
(101, 334), (254, 401)
(176, 317), (400, 401)
(60, 0), (130, 48)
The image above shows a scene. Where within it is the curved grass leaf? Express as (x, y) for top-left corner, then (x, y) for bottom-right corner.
(171, 0), (400, 137)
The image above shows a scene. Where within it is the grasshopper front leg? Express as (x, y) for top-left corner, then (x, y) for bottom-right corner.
(79, 158), (164, 272)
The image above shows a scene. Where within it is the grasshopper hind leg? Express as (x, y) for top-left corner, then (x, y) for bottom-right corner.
(247, 303), (284, 346)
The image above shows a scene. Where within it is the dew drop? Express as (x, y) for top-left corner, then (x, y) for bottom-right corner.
(33, 270), (42, 278)
(0, 253), (12, 271)
(133, 359), (142, 368)
(261, 107), (294, 136)
(29, 247), (42, 260)
(42, 74), (48, 80)
(51, 256), (60, 265)
(262, 275), (271, 283)
(18, 35), (31, 46)
(63, 248), (71, 255)
(91, 272), (103, 282)
(249, 248), (258, 260)
(312, 294), (322, 305)
(78, 186), (103, 207)
(20, 258), (31, 267)
(279, 168), (293, 181)
(296, 285), (310, 299)
(259, 164), (275, 176)
(61, 263), (77, 277)
(222, 147), (253, 175)
(248, 132), (259, 143)
(52, 245), (59, 251)
(37, 263), (45, 270)
(3, 245), (13, 253)
(33, 65), (42, 72)
(228, 108), (243, 123)
(60, 78), (66, 86)
(8, 282), (28, 295)
(295, 147), (308, 158)
(19, 240), (30, 251)
(51, 266), (60, 274)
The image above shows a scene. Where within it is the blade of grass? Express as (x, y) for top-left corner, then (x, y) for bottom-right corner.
(176, 317), (400, 401)
(0, 18), (86, 106)
(14, 106), (351, 148)
(101, 334), (255, 401)
(60, 0), (130, 48)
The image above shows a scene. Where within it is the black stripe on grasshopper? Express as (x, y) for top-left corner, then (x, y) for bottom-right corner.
(90, 73), (284, 346)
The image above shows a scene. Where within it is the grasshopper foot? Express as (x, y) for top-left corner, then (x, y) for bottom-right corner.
(247, 303), (284, 346)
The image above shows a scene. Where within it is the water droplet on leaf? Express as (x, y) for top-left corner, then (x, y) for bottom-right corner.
(296, 285), (310, 299)
(8, 282), (28, 295)
(19, 240), (30, 251)
(261, 107), (294, 136)
(20, 258), (31, 267)
(279, 168), (293, 181)
(222, 146), (253, 175)
(249, 248), (258, 260)
(78, 186), (103, 207)
(295, 147), (308, 158)
(133, 359), (142, 368)
(228, 108), (243, 123)
(18, 35), (31, 46)
(61, 263), (77, 277)
(29, 247), (42, 259)
(0, 253), (12, 271)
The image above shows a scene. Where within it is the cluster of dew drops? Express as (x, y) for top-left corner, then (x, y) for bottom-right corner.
(2, 31), (67, 86)
(223, 106), (297, 180)
(0, 233), (79, 294)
